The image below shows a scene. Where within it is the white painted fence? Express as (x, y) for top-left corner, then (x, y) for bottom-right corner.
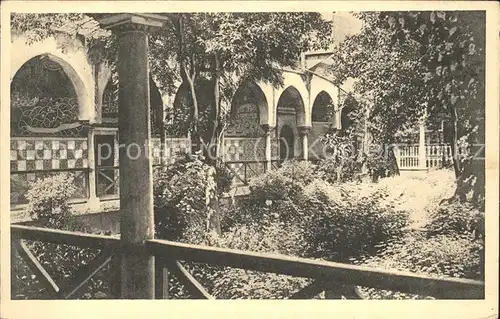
(396, 144), (468, 170)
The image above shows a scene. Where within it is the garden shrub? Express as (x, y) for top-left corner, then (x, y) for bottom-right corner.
(350, 196), (485, 299)
(276, 160), (319, 186)
(25, 173), (77, 226)
(215, 162), (233, 195)
(228, 165), (410, 263)
(355, 232), (484, 299)
(316, 153), (361, 183)
(12, 173), (111, 299)
(205, 224), (310, 299)
(426, 201), (484, 238)
(358, 144), (399, 182)
(246, 169), (299, 203)
(317, 131), (362, 183)
(154, 153), (223, 242)
(301, 181), (410, 262)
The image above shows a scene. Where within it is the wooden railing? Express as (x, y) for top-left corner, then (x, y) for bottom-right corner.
(397, 144), (421, 169)
(95, 166), (120, 198)
(11, 224), (484, 300)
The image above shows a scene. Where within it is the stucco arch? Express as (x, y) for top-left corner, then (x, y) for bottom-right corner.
(311, 90), (335, 122)
(11, 37), (95, 122)
(310, 75), (340, 128)
(275, 72), (309, 127)
(231, 81), (271, 128)
(310, 76), (338, 111)
(276, 84), (307, 128)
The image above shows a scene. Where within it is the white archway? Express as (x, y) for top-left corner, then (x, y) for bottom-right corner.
(310, 75), (340, 128)
(11, 37), (94, 122)
(274, 72), (310, 127)
(230, 81), (270, 128)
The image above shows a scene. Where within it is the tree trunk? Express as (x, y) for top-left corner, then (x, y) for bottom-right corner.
(184, 69), (201, 151)
(210, 53), (222, 164)
(206, 53), (223, 235)
(176, 14), (202, 152)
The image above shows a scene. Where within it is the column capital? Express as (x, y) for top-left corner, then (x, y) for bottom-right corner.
(298, 126), (312, 135)
(91, 13), (170, 33)
(260, 124), (275, 133)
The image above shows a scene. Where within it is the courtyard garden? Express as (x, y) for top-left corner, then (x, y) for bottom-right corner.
(11, 155), (484, 299)
(9, 11), (486, 300)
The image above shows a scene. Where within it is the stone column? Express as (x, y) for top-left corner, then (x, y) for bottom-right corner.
(94, 13), (169, 300)
(261, 124), (273, 172)
(86, 127), (100, 210)
(298, 126), (312, 161)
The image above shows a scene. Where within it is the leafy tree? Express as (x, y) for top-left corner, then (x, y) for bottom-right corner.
(11, 12), (334, 232)
(153, 13), (332, 233)
(328, 11), (485, 208)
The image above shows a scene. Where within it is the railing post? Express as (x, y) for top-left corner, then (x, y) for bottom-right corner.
(109, 254), (121, 298)
(418, 121), (426, 170)
(94, 14), (170, 299)
(155, 257), (169, 299)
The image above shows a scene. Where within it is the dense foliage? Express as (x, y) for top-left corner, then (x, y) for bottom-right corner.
(25, 173), (77, 225)
(354, 194), (484, 299)
(223, 161), (410, 262)
(153, 153), (229, 240)
(328, 11), (485, 208)
(12, 174), (111, 299)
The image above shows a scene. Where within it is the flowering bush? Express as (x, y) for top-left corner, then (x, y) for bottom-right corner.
(153, 153), (218, 242)
(355, 232), (484, 299)
(25, 173), (77, 225)
(426, 201), (484, 237)
(12, 174), (111, 299)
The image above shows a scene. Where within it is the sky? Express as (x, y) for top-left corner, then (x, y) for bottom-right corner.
(322, 12), (363, 45)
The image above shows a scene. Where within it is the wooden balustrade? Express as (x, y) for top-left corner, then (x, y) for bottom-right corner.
(11, 224), (484, 300)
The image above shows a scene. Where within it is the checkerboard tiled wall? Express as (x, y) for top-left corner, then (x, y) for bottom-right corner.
(150, 137), (192, 164)
(223, 138), (270, 162)
(10, 138), (89, 172)
(223, 139), (244, 162)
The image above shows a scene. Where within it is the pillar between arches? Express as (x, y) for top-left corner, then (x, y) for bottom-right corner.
(298, 126), (312, 161)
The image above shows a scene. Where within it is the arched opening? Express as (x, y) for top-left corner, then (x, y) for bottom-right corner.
(97, 76), (164, 197)
(276, 86), (306, 126)
(312, 91), (335, 123)
(102, 79), (118, 118)
(227, 81), (268, 137)
(10, 54), (84, 137)
(169, 79), (215, 141)
(279, 125), (294, 161)
(101, 75), (164, 136)
(276, 86), (304, 159)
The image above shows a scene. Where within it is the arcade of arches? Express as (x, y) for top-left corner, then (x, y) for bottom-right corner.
(9, 39), (347, 212)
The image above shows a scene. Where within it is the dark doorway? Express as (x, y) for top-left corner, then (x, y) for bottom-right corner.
(279, 125), (294, 162)
(94, 135), (117, 197)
